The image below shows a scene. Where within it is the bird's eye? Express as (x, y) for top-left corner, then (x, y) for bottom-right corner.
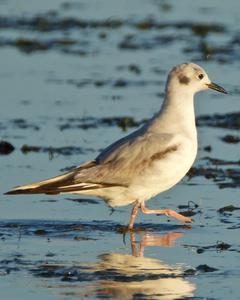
(198, 74), (204, 80)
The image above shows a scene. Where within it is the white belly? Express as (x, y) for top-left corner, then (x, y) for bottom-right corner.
(128, 138), (197, 202)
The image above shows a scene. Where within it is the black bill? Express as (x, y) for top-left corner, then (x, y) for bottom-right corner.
(207, 82), (227, 94)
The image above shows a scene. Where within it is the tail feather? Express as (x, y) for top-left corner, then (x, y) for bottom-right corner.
(4, 160), (99, 195)
(4, 172), (75, 195)
(5, 181), (121, 195)
(5, 172), (123, 196)
(4, 182), (106, 195)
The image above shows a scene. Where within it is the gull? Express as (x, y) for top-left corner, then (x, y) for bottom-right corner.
(5, 63), (227, 229)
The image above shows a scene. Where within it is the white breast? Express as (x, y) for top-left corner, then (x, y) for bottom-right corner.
(129, 135), (197, 202)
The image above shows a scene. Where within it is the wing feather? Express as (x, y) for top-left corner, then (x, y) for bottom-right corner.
(5, 129), (177, 195)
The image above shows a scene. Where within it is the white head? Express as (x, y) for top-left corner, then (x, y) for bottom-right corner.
(166, 62), (227, 95)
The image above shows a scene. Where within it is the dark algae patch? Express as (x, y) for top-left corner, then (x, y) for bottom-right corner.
(190, 24), (225, 37)
(0, 141), (15, 155)
(11, 119), (40, 131)
(188, 156), (240, 189)
(216, 241), (231, 251)
(58, 116), (143, 131)
(183, 241), (232, 253)
(0, 15), (225, 33)
(34, 229), (47, 236)
(21, 144), (94, 156)
(196, 264), (218, 273)
(197, 112), (240, 129)
(63, 78), (162, 89)
(218, 205), (240, 214)
(221, 134), (240, 144)
(14, 38), (76, 53)
(203, 157), (240, 166)
(14, 38), (49, 53)
(0, 119), (40, 131)
(178, 201), (202, 217)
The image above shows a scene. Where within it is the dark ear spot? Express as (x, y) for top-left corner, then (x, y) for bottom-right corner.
(178, 75), (190, 85)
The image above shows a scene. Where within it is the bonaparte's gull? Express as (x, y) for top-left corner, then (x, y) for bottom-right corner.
(5, 62), (227, 229)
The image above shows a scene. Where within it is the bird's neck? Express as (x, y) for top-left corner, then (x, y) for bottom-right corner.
(148, 89), (197, 139)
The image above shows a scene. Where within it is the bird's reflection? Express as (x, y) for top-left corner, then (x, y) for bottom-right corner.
(50, 230), (195, 299)
(88, 231), (195, 299)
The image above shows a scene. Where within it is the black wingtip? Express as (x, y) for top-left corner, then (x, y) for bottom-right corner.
(4, 187), (36, 195)
(4, 188), (60, 195)
(4, 190), (24, 195)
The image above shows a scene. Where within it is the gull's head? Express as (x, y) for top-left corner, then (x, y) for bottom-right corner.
(166, 62), (227, 95)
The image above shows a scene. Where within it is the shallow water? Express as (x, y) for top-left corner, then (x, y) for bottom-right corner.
(0, 1), (240, 299)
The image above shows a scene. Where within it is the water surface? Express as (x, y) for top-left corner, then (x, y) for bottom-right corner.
(0, 1), (240, 299)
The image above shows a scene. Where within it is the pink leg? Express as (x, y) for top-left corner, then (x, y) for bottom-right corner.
(128, 202), (140, 230)
(140, 201), (192, 223)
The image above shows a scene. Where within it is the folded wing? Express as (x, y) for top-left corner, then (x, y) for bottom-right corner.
(5, 130), (176, 195)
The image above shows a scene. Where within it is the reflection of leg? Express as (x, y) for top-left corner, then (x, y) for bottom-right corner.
(128, 202), (140, 230)
(130, 232), (139, 257)
(140, 232), (183, 250)
(130, 231), (184, 256)
(140, 201), (192, 223)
